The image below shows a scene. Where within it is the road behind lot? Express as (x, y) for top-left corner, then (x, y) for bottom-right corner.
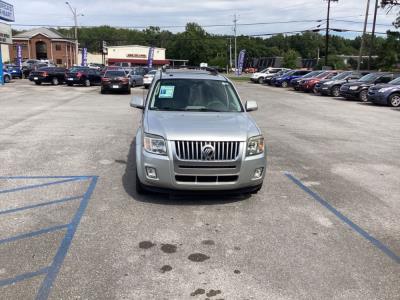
(0, 80), (399, 300)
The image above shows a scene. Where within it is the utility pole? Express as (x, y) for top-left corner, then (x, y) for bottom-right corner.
(233, 14), (238, 74)
(357, 0), (371, 71)
(324, 0), (338, 66)
(368, 0), (379, 70)
(66, 1), (83, 66)
(229, 37), (232, 70)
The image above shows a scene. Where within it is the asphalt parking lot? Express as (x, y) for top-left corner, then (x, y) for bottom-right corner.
(0, 79), (399, 300)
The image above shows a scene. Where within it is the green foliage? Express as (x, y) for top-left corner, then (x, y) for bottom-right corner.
(377, 31), (400, 70)
(23, 23), (397, 69)
(283, 49), (299, 69)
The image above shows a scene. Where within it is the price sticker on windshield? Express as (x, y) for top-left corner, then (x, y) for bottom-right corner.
(159, 86), (175, 98)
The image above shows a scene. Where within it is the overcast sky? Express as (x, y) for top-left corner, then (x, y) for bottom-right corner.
(6, 0), (400, 38)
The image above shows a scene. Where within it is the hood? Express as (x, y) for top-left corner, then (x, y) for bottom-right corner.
(343, 81), (372, 88)
(144, 111), (260, 141)
(369, 83), (397, 91)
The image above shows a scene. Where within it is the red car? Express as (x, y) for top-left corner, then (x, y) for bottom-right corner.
(298, 71), (340, 93)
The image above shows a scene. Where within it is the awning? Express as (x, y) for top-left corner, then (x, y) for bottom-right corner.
(108, 58), (170, 65)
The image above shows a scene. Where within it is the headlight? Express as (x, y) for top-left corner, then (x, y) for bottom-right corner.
(247, 135), (265, 156)
(325, 81), (332, 85)
(349, 86), (359, 90)
(378, 87), (392, 93)
(143, 133), (167, 155)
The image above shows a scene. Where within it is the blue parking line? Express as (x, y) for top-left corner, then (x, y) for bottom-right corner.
(0, 176), (91, 180)
(36, 176), (98, 300)
(0, 267), (50, 288)
(285, 172), (400, 264)
(0, 224), (69, 245)
(0, 195), (83, 216)
(0, 178), (85, 194)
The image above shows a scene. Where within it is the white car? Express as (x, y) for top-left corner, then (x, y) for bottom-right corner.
(143, 70), (157, 89)
(251, 68), (289, 84)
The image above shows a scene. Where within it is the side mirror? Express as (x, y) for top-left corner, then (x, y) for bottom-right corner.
(245, 101), (258, 112)
(130, 96), (144, 109)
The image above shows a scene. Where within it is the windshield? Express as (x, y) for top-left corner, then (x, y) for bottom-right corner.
(316, 71), (332, 79)
(69, 67), (88, 73)
(149, 79), (243, 112)
(389, 77), (400, 85)
(281, 70), (295, 77)
(148, 70), (157, 75)
(330, 72), (351, 80)
(359, 73), (381, 82)
(302, 71), (323, 78)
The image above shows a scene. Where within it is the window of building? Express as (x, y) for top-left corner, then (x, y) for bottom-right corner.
(56, 59), (63, 65)
(55, 44), (62, 51)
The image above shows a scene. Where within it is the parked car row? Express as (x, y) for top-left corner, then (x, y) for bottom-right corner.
(26, 66), (156, 94)
(254, 68), (400, 107)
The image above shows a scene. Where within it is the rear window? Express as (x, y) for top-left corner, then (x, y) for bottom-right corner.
(105, 71), (126, 77)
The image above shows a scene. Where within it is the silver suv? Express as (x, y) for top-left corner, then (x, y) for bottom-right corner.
(130, 69), (266, 194)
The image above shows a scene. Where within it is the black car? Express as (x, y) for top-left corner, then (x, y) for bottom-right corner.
(65, 67), (102, 86)
(101, 69), (131, 94)
(29, 67), (67, 85)
(315, 71), (370, 97)
(339, 72), (400, 102)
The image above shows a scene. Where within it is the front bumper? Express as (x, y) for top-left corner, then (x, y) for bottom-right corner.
(137, 139), (266, 192)
(368, 91), (388, 105)
(340, 88), (359, 98)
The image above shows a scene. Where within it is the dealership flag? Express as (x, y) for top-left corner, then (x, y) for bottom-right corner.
(147, 47), (155, 68)
(236, 49), (246, 76)
(17, 45), (22, 68)
(81, 48), (88, 66)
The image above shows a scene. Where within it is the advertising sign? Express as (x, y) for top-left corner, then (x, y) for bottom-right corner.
(17, 44), (22, 67)
(0, 0), (14, 22)
(147, 47), (155, 68)
(0, 22), (12, 44)
(236, 49), (246, 76)
(81, 47), (87, 66)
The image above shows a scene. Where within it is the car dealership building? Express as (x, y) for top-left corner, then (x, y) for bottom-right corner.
(106, 45), (169, 67)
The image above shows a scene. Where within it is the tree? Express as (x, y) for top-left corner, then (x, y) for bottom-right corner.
(283, 49), (300, 68)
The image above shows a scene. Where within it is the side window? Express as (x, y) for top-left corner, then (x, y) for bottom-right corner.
(377, 76), (392, 84)
(88, 69), (95, 75)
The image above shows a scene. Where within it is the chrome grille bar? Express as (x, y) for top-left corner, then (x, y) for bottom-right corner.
(174, 141), (240, 161)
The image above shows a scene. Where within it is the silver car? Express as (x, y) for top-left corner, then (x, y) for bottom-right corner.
(130, 69), (266, 194)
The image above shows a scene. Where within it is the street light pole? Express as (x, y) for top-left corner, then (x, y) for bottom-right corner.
(357, 0), (371, 71)
(66, 1), (80, 66)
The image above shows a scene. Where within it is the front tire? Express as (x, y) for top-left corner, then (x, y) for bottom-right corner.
(51, 77), (59, 85)
(281, 81), (288, 88)
(258, 77), (264, 84)
(388, 93), (400, 107)
(4, 75), (10, 83)
(331, 85), (340, 97)
(359, 90), (368, 102)
(84, 79), (91, 87)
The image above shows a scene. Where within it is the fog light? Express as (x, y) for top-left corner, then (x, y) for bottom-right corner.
(254, 167), (264, 179)
(146, 167), (157, 179)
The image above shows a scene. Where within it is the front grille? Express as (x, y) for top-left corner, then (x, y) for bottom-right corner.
(175, 141), (240, 161)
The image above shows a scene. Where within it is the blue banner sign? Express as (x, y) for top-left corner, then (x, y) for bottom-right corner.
(236, 49), (246, 76)
(81, 48), (87, 66)
(17, 44), (22, 67)
(0, 1), (14, 22)
(147, 47), (155, 68)
(0, 48), (4, 85)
